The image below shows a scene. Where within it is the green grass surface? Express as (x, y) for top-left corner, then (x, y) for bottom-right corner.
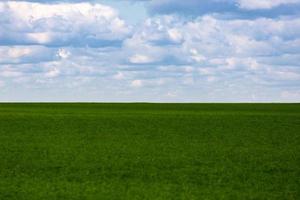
(0, 103), (299, 199)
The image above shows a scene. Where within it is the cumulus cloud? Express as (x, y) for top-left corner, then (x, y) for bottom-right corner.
(281, 90), (300, 101)
(45, 68), (60, 78)
(130, 79), (143, 88)
(0, 46), (56, 64)
(113, 72), (125, 80)
(129, 54), (155, 64)
(121, 14), (300, 96)
(0, 68), (23, 78)
(0, 1), (130, 47)
(6, 0), (300, 18)
(147, 0), (300, 18)
(238, 0), (300, 10)
(0, 80), (4, 88)
(57, 49), (71, 59)
(0, 0), (300, 102)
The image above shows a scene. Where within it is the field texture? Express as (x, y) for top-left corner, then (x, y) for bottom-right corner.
(0, 103), (299, 199)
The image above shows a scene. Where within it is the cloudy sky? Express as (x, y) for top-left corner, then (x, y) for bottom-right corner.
(0, 0), (300, 102)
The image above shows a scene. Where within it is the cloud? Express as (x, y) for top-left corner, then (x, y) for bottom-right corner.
(0, 1), (130, 47)
(147, 0), (300, 18)
(129, 54), (155, 64)
(122, 14), (300, 91)
(0, 1), (300, 102)
(57, 49), (71, 59)
(113, 72), (125, 80)
(45, 68), (60, 78)
(130, 79), (143, 88)
(0, 68), (23, 78)
(281, 90), (300, 101)
(10, 0), (300, 18)
(7, 0), (144, 1)
(0, 46), (56, 64)
(0, 80), (4, 88)
(238, 0), (300, 10)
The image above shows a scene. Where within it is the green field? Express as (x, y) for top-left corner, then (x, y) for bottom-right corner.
(0, 103), (299, 199)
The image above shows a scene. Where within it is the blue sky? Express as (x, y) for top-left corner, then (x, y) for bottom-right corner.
(0, 0), (300, 102)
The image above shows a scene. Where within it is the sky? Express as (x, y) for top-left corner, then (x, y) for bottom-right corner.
(0, 0), (300, 102)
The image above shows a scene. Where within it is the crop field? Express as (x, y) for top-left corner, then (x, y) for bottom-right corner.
(0, 103), (299, 199)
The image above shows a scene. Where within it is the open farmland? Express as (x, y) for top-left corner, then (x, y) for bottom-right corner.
(0, 103), (299, 199)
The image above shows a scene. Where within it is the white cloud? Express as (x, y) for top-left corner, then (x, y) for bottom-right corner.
(130, 79), (143, 88)
(57, 49), (71, 59)
(238, 0), (300, 10)
(167, 28), (182, 43)
(166, 91), (177, 98)
(45, 68), (60, 78)
(0, 80), (4, 88)
(146, 0), (300, 18)
(0, 68), (23, 78)
(281, 90), (300, 101)
(113, 72), (125, 80)
(190, 49), (206, 63)
(0, 1), (130, 47)
(129, 54), (155, 64)
(0, 47), (32, 59)
(27, 32), (52, 44)
(0, 2), (299, 102)
(0, 46), (56, 64)
(266, 68), (300, 81)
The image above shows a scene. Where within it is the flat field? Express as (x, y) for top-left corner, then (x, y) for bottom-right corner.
(0, 103), (299, 199)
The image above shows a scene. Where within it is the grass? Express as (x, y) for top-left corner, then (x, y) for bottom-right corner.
(0, 103), (299, 199)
